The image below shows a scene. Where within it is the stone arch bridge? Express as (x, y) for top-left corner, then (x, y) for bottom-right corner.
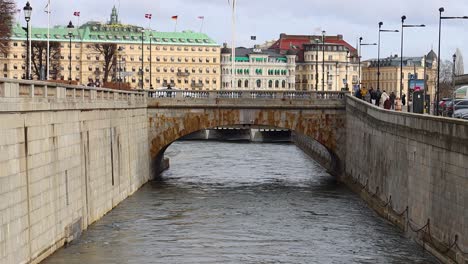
(147, 90), (347, 177)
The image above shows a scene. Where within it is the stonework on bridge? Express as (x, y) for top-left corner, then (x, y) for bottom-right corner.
(0, 79), (467, 264)
(147, 91), (347, 177)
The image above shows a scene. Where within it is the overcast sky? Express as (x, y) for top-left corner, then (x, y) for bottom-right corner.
(19, 0), (468, 71)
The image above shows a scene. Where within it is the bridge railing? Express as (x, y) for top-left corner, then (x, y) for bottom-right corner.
(147, 89), (348, 100)
(0, 78), (146, 107)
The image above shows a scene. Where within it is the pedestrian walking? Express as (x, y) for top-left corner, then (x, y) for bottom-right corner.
(389, 91), (396, 110)
(402, 93), (406, 106)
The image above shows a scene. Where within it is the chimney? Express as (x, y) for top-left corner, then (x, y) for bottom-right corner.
(337, 34), (343, 40)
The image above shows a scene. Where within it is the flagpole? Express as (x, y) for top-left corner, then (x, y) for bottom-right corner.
(46, 0), (50, 80)
(231, 0), (236, 90)
(200, 18), (204, 33)
(174, 18), (178, 32)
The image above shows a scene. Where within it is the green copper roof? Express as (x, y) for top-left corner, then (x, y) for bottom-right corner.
(11, 22), (219, 47)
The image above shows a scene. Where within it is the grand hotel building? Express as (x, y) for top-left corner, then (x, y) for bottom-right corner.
(1, 7), (221, 90)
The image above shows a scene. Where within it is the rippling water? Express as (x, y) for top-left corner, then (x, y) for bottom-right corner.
(43, 141), (439, 264)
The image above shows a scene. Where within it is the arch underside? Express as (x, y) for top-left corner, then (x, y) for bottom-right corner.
(148, 108), (346, 177)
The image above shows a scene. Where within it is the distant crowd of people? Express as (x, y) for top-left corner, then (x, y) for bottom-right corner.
(86, 79), (101, 87)
(354, 86), (404, 110)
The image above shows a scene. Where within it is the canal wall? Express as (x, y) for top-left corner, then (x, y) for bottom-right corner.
(291, 132), (335, 176)
(345, 95), (468, 264)
(0, 80), (150, 264)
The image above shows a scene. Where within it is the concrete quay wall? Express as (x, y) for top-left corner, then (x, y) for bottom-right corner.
(345, 96), (468, 264)
(0, 80), (150, 264)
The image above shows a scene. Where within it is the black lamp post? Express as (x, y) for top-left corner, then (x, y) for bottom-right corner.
(23, 2), (32, 80)
(117, 46), (124, 89)
(358, 37), (377, 88)
(400, 15), (425, 110)
(140, 28), (144, 89)
(345, 50), (349, 90)
(322, 30), (326, 91)
(67, 21), (74, 84)
(436, 7), (468, 115)
(149, 33), (153, 89)
(378, 22), (399, 91)
(452, 53), (457, 88)
(315, 38), (320, 90)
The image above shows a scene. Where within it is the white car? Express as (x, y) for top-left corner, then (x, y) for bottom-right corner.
(453, 108), (468, 120)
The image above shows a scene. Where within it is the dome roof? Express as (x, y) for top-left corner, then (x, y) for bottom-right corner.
(426, 50), (437, 61)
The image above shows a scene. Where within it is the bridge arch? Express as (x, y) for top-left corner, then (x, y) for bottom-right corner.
(148, 107), (346, 178)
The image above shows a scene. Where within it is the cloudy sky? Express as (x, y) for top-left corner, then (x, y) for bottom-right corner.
(19, 0), (468, 70)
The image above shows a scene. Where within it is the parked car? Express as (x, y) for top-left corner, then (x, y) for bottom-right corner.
(438, 98), (452, 115)
(453, 108), (468, 120)
(453, 99), (468, 112)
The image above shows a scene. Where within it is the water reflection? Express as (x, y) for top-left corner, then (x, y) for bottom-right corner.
(43, 141), (439, 264)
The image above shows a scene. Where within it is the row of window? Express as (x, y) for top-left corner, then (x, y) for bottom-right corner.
(12, 42), (218, 52)
(298, 64), (359, 71)
(362, 72), (420, 80)
(222, 79), (291, 89)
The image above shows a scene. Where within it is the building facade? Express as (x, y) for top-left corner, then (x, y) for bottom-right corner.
(220, 45), (296, 90)
(269, 34), (359, 91)
(2, 7), (221, 90)
(361, 50), (437, 99)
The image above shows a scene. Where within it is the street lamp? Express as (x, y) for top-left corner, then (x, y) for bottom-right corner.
(314, 38), (320, 90)
(149, 32), (153, 89)
(400, 15), (425, 111)
(358, 37), (377, 88)
(67, 21), (74, 84)
(345, 50), (349, 90)
(117, 46), (124, 89)
(322, 30), (326, 91)
(452, 53), (457, 88)
(23, 2), (32, 80)
(140, 28), (145, 89)
(436, 7), (468, 115)
(378, 22), (399, 91)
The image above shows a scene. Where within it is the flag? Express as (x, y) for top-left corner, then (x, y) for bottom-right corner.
(171, 15), (178, 20)
(198, 16), (204, 19)
(45, 0), (50, 9)
(251, 36), (256, 40)
(73, 11), (80, 17)
(145, 14), (152, 19)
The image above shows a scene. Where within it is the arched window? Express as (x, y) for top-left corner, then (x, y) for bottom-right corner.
(244, 80), (248, 88)
(268, 80), (273, 88)
(275, 80), (279, 88)
(257, 79), (261, 88)
(282, 80), (286, 88)
(238, 80), (242, 88)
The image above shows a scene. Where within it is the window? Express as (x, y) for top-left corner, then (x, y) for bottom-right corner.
(328, 55), (333, 61)
(282, 80), (286, 88)
(256, 80), (261, 88)
(238, 80), (242, 88)
(268, 80), (273, 88)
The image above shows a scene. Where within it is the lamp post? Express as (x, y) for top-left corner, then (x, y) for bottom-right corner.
(322, 30), (326, 91)
(400, 15), (425, 112)
(23, 2), (32, 80)
(452, 53), (457, 88)
(345, 50), (349, 90)
(67, 21), (74, 84)
(436, 7), (468, 115)
(378, 22), (399, 91)
(117, 46), (124, 89)
(140, 28), (144, 89)
(149, 33), (153, 89)
(358, 37), (377, 88)
(315, 38), (320, 90)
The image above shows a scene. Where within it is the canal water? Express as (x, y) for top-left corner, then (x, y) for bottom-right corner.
(43, 141), (439, 264)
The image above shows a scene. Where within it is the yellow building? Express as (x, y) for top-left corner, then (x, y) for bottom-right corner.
(361, 50), (437, 100)
(2, 7), (221, 90)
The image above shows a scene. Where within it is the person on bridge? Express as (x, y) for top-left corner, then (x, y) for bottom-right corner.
(355, 87), (362, 99)
(381, 90), (390, 109)
(402, 93), (406, 106)
(389, 91), (396, 110)
(375, 88), (382, 107)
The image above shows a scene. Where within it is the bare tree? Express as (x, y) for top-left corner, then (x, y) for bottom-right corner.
(29, 41), (61, 80)
(92, 43), (117, 82)
(438, 60), (456, 98)
(0, 0), (16, 55)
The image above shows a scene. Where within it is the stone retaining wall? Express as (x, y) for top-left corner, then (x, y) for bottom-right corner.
(345, 95), (468, 264)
